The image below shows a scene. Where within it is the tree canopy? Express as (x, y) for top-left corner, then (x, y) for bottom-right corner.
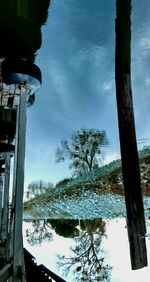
(50, 219), (79, 238)
(56, 129), (108, 176)
(25, 219), (53, 246)
(57, 219), (112, 281)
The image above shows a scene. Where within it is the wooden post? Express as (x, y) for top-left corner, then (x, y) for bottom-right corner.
(12, 91), (27, 281)
(115, 0), (147, 269)
(0, 263), (13, 281)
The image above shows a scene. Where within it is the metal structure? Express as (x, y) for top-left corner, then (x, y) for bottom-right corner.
(0, 58), (42, 281)
(0, 1), (50, 280)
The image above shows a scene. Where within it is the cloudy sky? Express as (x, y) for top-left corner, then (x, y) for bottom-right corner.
(24, 0), (150, 188)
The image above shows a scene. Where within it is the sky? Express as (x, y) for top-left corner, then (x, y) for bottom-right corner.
(24, 0), (150, 188)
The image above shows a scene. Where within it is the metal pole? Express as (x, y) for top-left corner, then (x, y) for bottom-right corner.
(0, 173), (4, 268)
(0, 154), (11, 262)
(0, 174), (4, 234)
(12, 90), (27, 282)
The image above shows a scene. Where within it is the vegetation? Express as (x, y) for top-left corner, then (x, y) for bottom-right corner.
(25, 219), (79, 246)
(55, 178), (71, 189)
(26, 180), (54, 200)
(23, 146), (150, 214)
(26, 219), (53, 246)
(56, 128), (108, 176)
(57, 219), (112, 281)
(50, 219), (79, 238)
(25, 218), (112, 281)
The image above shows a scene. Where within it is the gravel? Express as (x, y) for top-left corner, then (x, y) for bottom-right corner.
(23, 192), (150, 220)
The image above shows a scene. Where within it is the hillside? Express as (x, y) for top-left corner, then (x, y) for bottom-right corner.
(23, 146), (150, 219)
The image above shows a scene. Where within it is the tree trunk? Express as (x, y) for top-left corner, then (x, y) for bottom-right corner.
(115, 0), (147, 269)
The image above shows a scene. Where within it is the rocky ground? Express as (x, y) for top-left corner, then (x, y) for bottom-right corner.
(23, 190), (150, 222)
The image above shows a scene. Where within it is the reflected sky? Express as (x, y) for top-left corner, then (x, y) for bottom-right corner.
(23, 219), (150, 282)
(25, 0), (150, 187)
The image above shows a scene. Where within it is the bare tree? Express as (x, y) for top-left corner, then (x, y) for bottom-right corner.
(56, 129), (108, 176)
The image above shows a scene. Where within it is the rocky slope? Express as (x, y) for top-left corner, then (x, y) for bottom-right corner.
(23, 147), (150, 220)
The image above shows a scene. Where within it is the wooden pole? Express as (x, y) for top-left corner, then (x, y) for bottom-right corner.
(115, 0), (147, 269)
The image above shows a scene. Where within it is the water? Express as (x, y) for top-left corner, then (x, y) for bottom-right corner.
(25, 0), (150, 186)
(22, 1), (150, 281)
(23, 218), (150, 282)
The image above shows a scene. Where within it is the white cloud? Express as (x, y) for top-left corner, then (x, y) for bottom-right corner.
(104, 152), (120, 165)
(138, 37), (150, 49)
(145, 77), (150, 86)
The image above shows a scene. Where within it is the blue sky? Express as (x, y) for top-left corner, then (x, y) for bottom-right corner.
(24, 0), (150, 188)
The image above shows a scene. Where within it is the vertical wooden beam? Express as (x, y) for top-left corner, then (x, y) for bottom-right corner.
(12, 91), (27, 282)
(115, 0), (147, 269)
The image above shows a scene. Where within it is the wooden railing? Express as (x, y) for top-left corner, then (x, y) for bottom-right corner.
(24, 248), (66, 282)
(0, 263), (13, 281)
